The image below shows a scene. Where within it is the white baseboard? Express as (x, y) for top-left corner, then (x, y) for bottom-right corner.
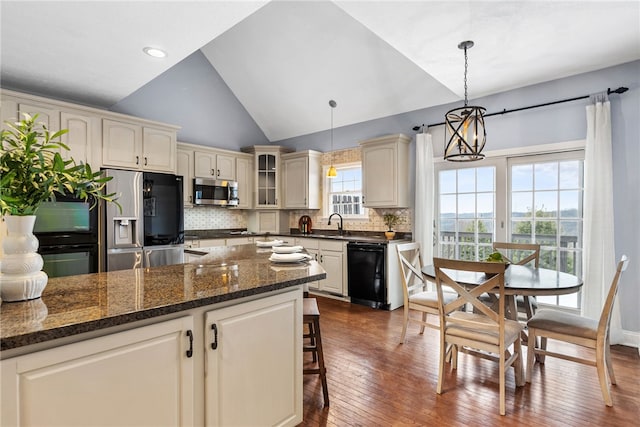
(620, 329), (640, 354)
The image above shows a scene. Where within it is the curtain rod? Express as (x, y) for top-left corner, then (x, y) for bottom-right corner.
(411, 86), (629, 132)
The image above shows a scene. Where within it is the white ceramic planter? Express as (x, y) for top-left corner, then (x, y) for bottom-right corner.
(0, 215), (48, 301)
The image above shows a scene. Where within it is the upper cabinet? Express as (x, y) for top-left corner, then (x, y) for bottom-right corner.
(177, 146), (195, 206)
(235, 155), (253, 209)
(282, 150), (322, 209)
(360, 134), (411, 208)
(194, 150), (235, 181)
(2, 94), (100, 168)
(102, 119), (176, 173)
(242, 145), (294, 209)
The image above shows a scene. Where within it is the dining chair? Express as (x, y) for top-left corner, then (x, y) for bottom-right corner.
(526, 255), (629, 406)
(433, 257), (525, 416)
(396, 242), (455, 344)
(492, 242), (541, 319)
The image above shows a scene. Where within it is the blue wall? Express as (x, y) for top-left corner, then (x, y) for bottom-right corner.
(276, 60), (640, 334)
(111, 56), (639, 334)
(111, 50), (269, 149)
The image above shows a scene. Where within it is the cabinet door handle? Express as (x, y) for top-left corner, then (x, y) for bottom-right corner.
(211, 169), (215, 176)
(211, 324), (218, 350)
(136, 155), (139, 165)
(144, 157), (148, 166)
(186, 330), (194, 358)
(217, 169), (220, 177)
(320, 255), (323, 263)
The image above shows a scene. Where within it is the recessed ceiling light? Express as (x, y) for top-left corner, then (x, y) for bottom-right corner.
(143, 47), (167, 58)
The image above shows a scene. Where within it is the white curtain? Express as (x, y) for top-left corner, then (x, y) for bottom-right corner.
(582, 94), (622, 343)
(414, 133), (435, 270)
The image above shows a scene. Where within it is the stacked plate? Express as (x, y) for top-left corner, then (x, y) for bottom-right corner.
(255, 239), (284, 247)
(272, 245), (303, 254)
(269, 252), (313, 263)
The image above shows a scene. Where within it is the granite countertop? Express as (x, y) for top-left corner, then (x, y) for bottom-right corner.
(0, 244), (326, 351)
(187, 228), (410, 244)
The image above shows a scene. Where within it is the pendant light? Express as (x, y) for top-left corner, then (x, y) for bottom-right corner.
(444, 40), (486, 162)
(327, 99), (338, 178)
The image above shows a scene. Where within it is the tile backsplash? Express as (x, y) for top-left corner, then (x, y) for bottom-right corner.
(184, 207), (248, 230)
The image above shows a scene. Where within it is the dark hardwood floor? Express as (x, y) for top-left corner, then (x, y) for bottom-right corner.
(301, 296), (640, 426)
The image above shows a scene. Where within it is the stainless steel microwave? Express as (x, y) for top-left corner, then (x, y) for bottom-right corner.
(193, 178), (239, 207)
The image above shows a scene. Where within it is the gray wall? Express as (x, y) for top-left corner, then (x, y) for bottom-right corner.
(110, 50), (269, 149)
(110, 55), (639, 334)
(275, 60), (640, 334)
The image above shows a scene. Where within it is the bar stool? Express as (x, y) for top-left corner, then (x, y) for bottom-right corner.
(303, 297), (329, 407)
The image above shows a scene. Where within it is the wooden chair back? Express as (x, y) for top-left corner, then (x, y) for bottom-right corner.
(433, 258), (507, 333)
(492, 242), (540, 267)
(598, 255), (629, 339)
(396, 242), (426, 301)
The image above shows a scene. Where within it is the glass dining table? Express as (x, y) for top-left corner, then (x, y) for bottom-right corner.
(421, 263), (584, 322)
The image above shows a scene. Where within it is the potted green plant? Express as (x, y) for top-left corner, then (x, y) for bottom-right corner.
(0, 113), (118, 301)
(383, 212), (401, 240)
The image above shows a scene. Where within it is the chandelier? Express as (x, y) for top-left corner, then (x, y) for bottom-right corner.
(444, 40), (486, 161)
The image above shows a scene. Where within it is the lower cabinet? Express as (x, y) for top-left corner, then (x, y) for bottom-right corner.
(205, 291), (302, 427)
(1, 289), (303, 427)
(296, 238), (346, 295)
(1, 317), (195, 426)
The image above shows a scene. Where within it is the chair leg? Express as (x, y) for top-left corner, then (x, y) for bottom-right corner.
(514, 339), (525, 387)
(400, 306), (409, 344)
(419, 312), (427, 334)
(526, 327), (536, 383)
(538, 336), (547, 363)
(605, 336), (617, 385)
(436, 335), (446, 394)
(596, 344), (613, 406)
(313, 317), (329, 407)
(499, 352), (506, 416)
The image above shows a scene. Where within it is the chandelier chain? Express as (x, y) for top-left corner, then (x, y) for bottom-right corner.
(463, 45), (468, 106)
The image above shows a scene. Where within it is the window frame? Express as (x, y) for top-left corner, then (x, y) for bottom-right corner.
(434, 140), (586, 311)
(322, 162), (368, 219)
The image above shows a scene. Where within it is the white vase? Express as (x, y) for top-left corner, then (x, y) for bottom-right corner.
(0, 215), (48, 301)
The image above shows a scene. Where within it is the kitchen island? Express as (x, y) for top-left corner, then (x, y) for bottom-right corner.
(1, 243), (325, 427)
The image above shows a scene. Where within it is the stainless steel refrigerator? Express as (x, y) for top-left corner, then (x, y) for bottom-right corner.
(103, 169), (184, 271)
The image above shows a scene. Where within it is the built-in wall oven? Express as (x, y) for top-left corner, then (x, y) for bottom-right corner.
(33, 194), (100, 278)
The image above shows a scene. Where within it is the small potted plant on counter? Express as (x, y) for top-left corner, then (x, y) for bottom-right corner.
(0, 113), (118, 302)
(383, 212), (401, 240)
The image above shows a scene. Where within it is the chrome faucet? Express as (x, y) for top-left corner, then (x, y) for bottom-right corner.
(328, 213), (344, 235)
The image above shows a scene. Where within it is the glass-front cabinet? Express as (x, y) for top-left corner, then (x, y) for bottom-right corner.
(242, 145), (293, 209)
(258, 153), (277, 206)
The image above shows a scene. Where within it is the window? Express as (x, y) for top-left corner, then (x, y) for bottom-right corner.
(508, 152), (584, 308)
(324, 163), (367, 218)
(435, 149), (584, 310)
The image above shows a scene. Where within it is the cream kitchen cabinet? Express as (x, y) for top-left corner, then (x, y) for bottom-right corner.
(60, 110), (99, 167)
(235, 155), (253, 209)
(247, 210), (290, 234)
(360, 133), (411, 208)
(102, 119), (176, 173)
(204, 290), (302, 427)
(194, 150), (236, 181)
(282, 150), (322, 209)
(295, 238), (346, 295)
(177, 146), (195, 205)
(1, 93), (99, 168)
(1, 316), (195, 426)
(242, 145), (293, 209)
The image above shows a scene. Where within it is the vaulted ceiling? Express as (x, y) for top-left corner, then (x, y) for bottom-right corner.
(2, 1), (639, 141)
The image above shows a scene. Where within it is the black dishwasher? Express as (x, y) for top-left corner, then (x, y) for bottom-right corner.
(347, 242), (387, 309)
